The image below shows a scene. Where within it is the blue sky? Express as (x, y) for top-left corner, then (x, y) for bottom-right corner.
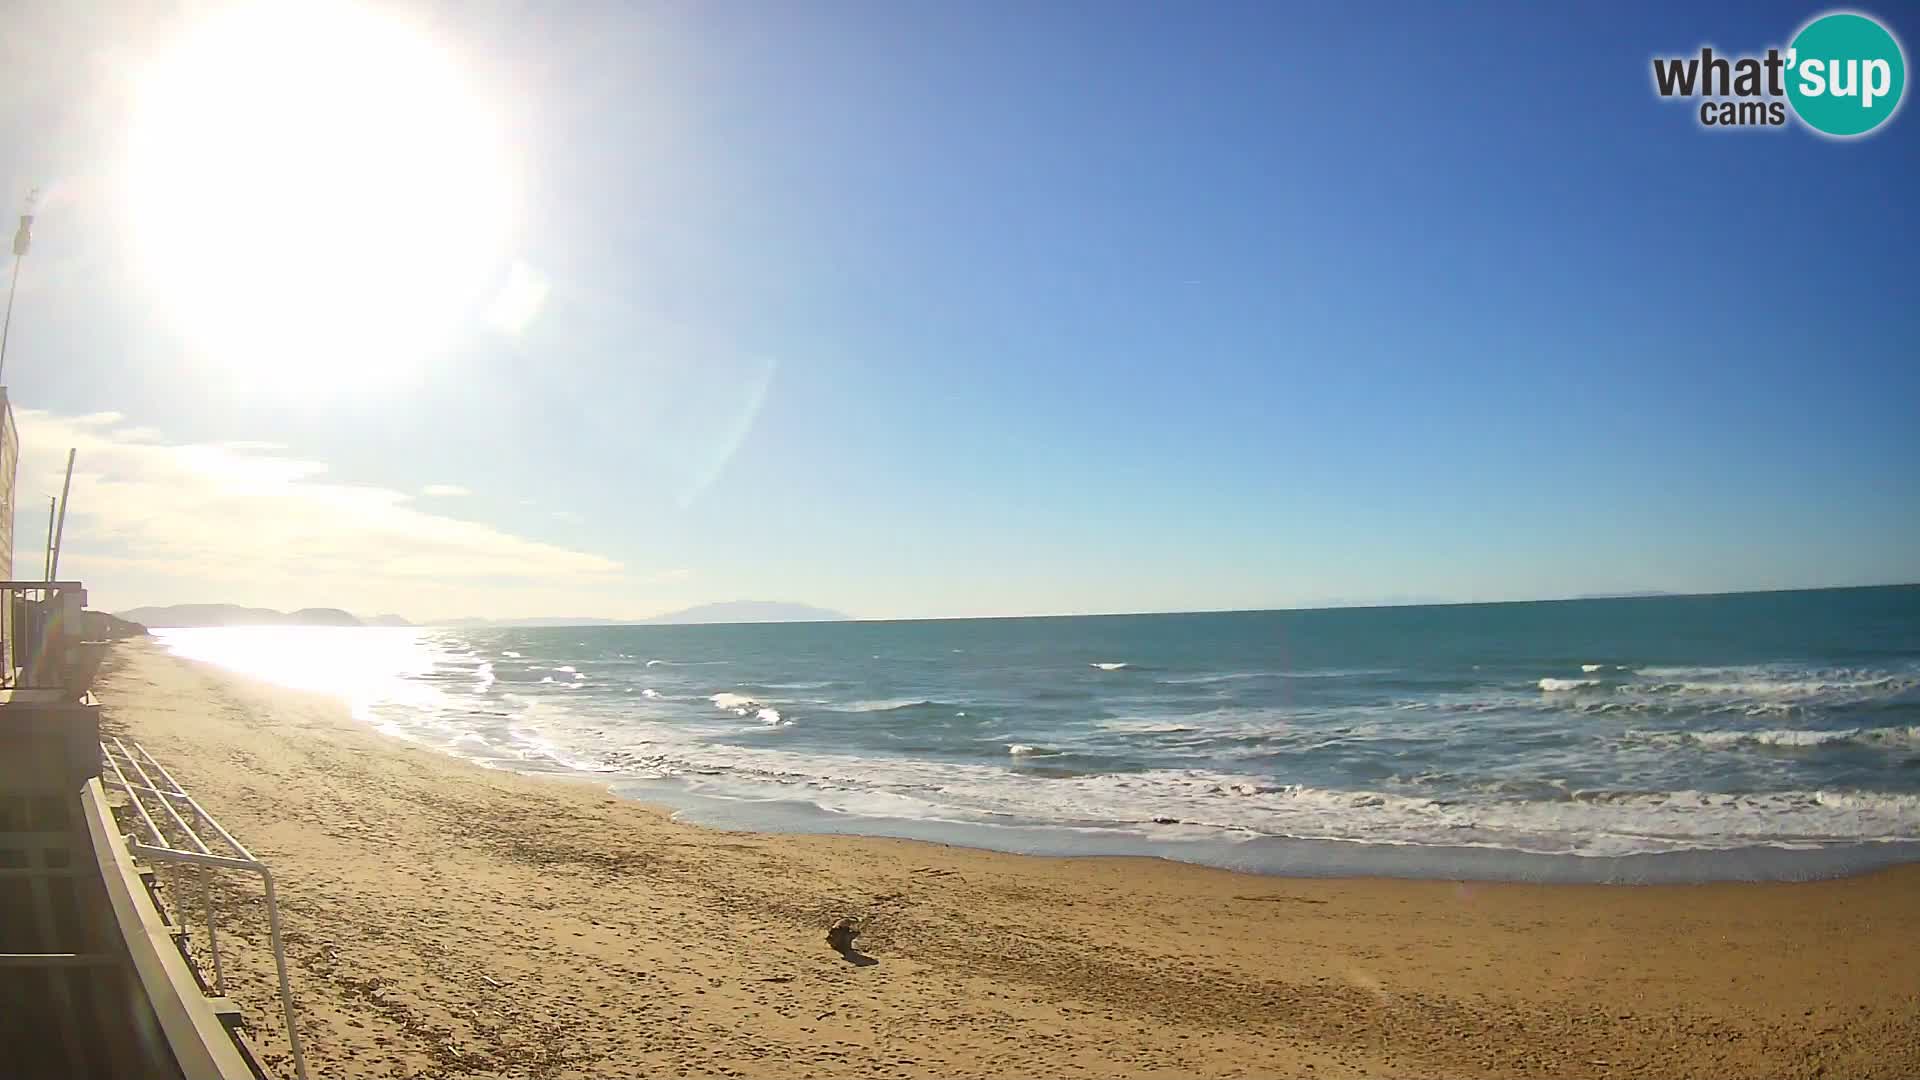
(1, 1), (1915, 620)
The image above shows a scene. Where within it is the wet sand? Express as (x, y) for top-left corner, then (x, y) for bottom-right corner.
(96, 640), (1920, 1078)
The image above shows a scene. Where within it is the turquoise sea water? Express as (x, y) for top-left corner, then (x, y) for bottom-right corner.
(156, 585), (1920, 881)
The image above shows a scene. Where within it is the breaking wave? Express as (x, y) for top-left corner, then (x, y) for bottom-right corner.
(1633, 726), (1920, 751)
(840, 698), (940, 713)
(150, 601), (1920, 874)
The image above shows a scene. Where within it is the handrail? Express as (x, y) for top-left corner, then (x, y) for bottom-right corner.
(104, 736), (227, 993)
(82, 778), (262, 1080)
(99, 739), (310, 1080)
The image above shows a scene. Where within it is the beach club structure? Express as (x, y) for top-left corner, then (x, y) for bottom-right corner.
(0, 386), (306, 1078)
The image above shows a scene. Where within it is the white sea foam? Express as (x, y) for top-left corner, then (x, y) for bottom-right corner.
(1625, 665), (1916, 701)
(554, 665), (578, 674)
(1161, 668), (1399, 685)
(502, 650), (522, 658)
(1634, 726), (1920, 751)
(842, 698), (933, 713)
(1158, 671), (1270, 685)
(1581, 663), (1605, 673)
(152, 627), (1920, 863)
(1091, 662), (1129, 671)
(1539, 677), (1601, 691)
(708, 693), (790, 726)
(1696, 729), (1852, 749)
(439, 686), (1920, 857)
(636, 743), (1920, 857)
(1095, 719), (1201, 735)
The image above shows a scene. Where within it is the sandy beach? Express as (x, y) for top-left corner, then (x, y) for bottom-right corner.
(94, 640), (1920, 1079)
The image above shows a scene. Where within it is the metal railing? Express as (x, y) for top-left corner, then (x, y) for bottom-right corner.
(2, 580), (96, 692)
(98, 737), (310, 1080)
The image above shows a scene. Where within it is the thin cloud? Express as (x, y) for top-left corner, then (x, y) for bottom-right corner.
(15, 409), (630, 614)
(420, 483), (470, 497)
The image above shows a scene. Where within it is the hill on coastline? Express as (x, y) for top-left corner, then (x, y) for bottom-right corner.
(638, 601), (850, 624)
(111, 601), (851, 629)
(434, 602), (853, 628)
(115, 604), (370, 628)
(81, 611), (151, 639)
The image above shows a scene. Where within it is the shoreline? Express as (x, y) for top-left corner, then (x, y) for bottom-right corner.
(147, 619), (1920, 876)
(614, 776), (1920, 885)
(158, 627), (1920, 886)
(96, 640), (1920, 1078)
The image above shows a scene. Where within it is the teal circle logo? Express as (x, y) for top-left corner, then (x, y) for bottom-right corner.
(1787, 12), (1906, 137)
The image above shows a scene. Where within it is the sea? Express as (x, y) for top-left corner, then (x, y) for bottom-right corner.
(153, 585), (1920, 883)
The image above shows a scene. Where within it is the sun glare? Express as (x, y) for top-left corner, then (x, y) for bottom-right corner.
(124, 2), (514, 387)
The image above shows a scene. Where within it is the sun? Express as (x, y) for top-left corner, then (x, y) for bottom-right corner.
(124, 2), (514, 388)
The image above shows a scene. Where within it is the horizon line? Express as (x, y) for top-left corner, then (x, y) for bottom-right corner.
(113, 580), (1919, 629)
(837, 580), (1919, 627)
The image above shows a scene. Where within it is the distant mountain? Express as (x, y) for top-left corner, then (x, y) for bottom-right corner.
(426, 601), (852, 628)
(115, 604), (364, 628)
(117, 600), (851, 630)
(638, 601), (851, 625)
(82, 611), (149, 640)
(425, 616), (621, 627)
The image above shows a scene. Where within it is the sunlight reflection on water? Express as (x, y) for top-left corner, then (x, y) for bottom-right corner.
(153, 626), (442, 737)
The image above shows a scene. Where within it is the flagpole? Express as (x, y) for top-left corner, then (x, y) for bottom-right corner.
(43, 496), (56, 581)
(49, 448), (75, 582)
(0, 245), (22, 385)
(1, 189), (38, 386)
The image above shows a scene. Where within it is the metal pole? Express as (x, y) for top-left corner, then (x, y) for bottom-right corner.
(0, 252), (21, 384)
(260, 870), (311, 1080)
(49, 449), (74, 581)
(202, 868), (224, 996)
(0, 189), (35, 386)
(43, 496), (56, 581)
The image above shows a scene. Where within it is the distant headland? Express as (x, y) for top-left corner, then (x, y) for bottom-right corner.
(112, 601), (852, 629)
